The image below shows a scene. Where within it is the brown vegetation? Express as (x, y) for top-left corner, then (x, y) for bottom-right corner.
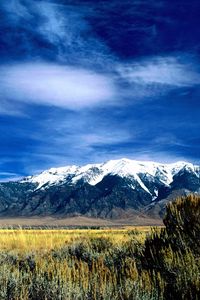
(0, 195), (199, 299)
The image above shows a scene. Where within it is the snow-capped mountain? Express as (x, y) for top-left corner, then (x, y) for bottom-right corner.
(0, 158), (199, 219)
(21, 158), (199, 193)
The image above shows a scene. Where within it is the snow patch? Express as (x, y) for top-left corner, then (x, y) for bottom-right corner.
(21, 158), (198, 195)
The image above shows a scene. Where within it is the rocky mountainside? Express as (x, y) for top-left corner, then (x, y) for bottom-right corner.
(0, 158), (199, 219)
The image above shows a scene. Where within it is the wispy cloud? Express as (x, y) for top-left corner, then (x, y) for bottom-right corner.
(0, 0), (199, 181)
(118, 56), (200, 87)
(80, 131), (132, 147)
(0, 63), (116, 110)
(0, 100), (26, 117)
(0, 171), (22, 182)
(0, 0), (118, 114)
(1, 0), (114, 68)
(2, 0), (31, 21)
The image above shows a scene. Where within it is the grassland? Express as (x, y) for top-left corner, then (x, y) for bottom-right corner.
(0, 226), (155, 300)
(0, 226), (150, 252)
(0, 195), (199, 300)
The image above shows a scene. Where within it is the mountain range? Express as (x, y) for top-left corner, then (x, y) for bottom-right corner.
(0, 158), (199, 221)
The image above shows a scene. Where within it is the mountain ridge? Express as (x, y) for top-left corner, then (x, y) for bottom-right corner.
(0, 158), (199, 220)
(21, 158), (198, 190)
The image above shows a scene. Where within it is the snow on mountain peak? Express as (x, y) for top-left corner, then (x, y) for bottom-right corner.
(21, 158), (198, 191)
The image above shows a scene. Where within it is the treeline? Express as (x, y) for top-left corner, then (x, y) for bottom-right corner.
(0, 194), (199, 299)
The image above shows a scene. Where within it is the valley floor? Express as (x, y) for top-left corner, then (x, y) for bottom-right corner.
(0, 215), (163, 227)
(0, 195), (198, 300)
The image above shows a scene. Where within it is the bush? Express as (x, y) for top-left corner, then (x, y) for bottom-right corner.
(142, 195), (200, 299)
(0, 195), (199, 299)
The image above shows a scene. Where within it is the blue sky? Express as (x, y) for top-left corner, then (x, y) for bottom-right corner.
(0, 0), (200, 180)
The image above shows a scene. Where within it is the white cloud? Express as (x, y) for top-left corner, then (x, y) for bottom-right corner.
(0, 63), (116, 110)
(1, 0), (114, 68)
(0, 172), (21, 182)
(118, 57), (200, 87)
(80, 131), (131, 146)
(36, 1), (88, 47)
(0, 172), (19, 176)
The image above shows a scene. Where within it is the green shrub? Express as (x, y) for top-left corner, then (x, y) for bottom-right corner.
(142, 195), (200, 299)
(0, 195), (199, 299)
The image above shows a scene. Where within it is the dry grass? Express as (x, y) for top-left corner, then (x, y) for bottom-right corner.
(0, 195), (198, 299)
(0, 226), (152, 252)
(0, 226), (159, 299)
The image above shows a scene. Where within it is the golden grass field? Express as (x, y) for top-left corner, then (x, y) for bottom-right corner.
(0, 226), (160, 300)
(0, 226), (153, 252)
(0, 195), (198, 299)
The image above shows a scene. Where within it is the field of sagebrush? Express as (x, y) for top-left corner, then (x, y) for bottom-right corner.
(0, 195), (199, 300)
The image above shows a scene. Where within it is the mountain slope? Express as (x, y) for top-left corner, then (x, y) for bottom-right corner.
(0, 158), (199, 219)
